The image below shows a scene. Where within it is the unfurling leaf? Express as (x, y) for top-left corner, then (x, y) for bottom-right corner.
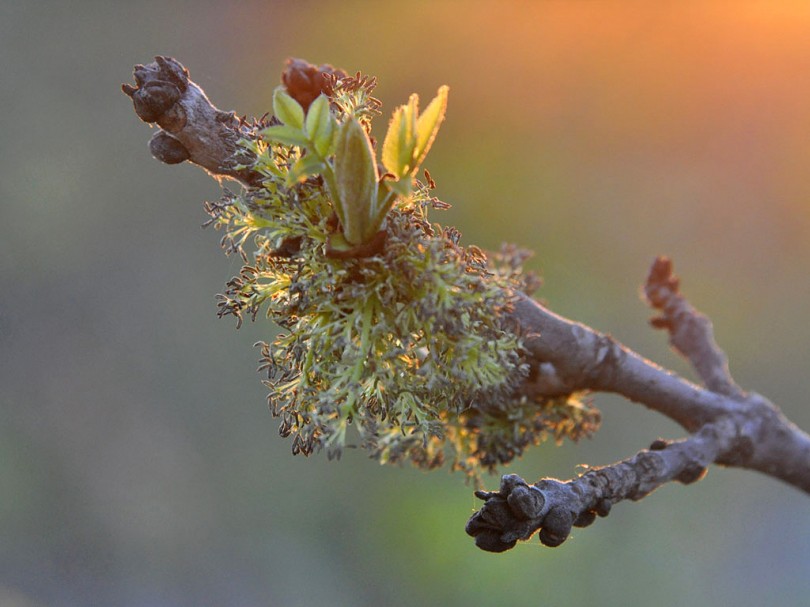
(381, 86), (448, 187)
(333, 117), (378, 245)
(413, 85), (449, 168)
(382, 94), (418, 179)
(273, 86), (305, 129)
(305, 94), (336, 157)
(261, 124), (309, 148)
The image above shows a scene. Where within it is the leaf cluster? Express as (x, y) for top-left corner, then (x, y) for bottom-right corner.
(205, 71), (599, 483)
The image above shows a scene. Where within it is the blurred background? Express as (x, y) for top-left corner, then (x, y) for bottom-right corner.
(2, 1), (810, 605)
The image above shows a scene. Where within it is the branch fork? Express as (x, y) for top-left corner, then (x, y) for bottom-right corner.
(123, 57), (810, 554)
(466, 259), (810, 551)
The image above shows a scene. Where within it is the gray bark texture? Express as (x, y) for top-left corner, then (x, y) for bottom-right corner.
(124, 57), (810, 553)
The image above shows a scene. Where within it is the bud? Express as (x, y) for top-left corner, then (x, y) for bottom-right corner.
(381, 86), (449, 198)
(333, 117), (379, 245)
(305, 94), (336, 157)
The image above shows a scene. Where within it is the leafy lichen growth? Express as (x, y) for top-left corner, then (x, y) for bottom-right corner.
(205, 67), (600, 483)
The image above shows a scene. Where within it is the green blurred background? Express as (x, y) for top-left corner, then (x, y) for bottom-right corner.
(2, 1), (810, 605)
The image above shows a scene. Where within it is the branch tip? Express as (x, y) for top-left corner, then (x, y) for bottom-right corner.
(466, 429), (721, 551)
(124, 56), (263, 186)
(643, 257), (743, 398)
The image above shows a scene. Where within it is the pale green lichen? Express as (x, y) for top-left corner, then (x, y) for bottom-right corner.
(205, 69), (599, 483)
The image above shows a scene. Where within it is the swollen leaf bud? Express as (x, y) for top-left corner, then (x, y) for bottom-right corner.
(333, 116), (379, 245)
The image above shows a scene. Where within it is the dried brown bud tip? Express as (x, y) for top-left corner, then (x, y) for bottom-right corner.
(282, 58), (347, 111)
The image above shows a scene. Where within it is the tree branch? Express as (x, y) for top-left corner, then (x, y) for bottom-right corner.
(507, 273), (810, 496)
(122, 56), (346, 188)
(122, 56), (262, 186)
(123, 57), (810, 554)
(466, 398), (810, 552)
(465, 266), (810, 550)
(465, 421), (727, 552)
(644, 256), (743, 398)
(512, 293), (735, 432)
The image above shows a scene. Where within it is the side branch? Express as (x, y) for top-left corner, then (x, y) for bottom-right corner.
(468, 394), (810, 552)
(511, 289), (810, 492)
(466, 422), (730, 552)
(644, 256), (743, 398)
(477, 270), (810, 551)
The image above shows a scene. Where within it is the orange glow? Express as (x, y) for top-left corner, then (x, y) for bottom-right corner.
(230, 1), (810, 295)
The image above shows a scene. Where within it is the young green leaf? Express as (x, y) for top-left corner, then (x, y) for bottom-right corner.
(273, 86), (305, 130)
(381, 94), (418, 179)
(261, 124), (309, 148)
(288, 154), (327, 185)
(305, 94), (336, 157)
(381, 106), (403, 178)
(382, 107), (410, 179)
(333, 117), (379, 245)
(413, 85), (449, 168)
(400, 94), (418, 169)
